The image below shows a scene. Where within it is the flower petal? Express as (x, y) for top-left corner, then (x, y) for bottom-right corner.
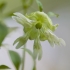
(33, 11), (59, 31)
(33, 37), (42, 60)
(13, 37), (21, 45)
(12, 13), (32, 27)
(46, 30), (66, 47)
(59, 38), (66, 46)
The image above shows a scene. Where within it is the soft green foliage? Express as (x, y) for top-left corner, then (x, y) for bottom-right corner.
(0, 65), (10, 69)
(9, 50), (21, 70)
(0, 21), (18, 47)
(0, 22), (8, 46)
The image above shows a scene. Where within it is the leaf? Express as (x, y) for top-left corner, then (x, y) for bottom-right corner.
(47, 12), (59, 17)
(23, 48), (34, 59)
(0, 65), (10, 69)
(0, 22), (17, 47)
(0, 22), (8, 46)
(36, 0), (43, 12)
(9, 50), (21, 70)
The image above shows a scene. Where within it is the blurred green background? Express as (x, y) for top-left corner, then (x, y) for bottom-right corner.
(1, 0), (70, 16)
(0, 0), (70, 13)
(0, 0), (70, 70)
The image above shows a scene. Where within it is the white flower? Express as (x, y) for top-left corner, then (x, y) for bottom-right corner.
(12, 11), (66, 48)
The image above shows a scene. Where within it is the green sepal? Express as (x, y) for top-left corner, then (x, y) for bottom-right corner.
(36, 0), (43, 12)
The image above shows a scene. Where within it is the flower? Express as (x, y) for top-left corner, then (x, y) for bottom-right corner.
(13, 11), (65, 46)
(12, 11), (66, 59)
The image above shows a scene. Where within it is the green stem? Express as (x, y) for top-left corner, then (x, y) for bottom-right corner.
(21, 44), (26, 70)
(33, 60), (36, 70)
(21, 0), (34, 70)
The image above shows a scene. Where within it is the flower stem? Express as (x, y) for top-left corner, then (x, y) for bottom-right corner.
(33, 60), (36, 70)
(21, 44), (26, 70)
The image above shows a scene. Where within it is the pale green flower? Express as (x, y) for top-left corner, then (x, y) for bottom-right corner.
(13, 11), (65, 46)
(12, 11), (65, 59)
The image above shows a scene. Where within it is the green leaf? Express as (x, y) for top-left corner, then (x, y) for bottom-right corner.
(9, 50), (21, 70)
(23, 48), (34, 59)
(47, 12), (59, 17)
(36, 0), (43, 12)
(0, 22), (17, 47)
(0, 22), (8, 46)
(0, 65), (10, 69)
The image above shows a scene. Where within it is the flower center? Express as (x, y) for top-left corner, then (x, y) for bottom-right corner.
(35, 23), (42, 29)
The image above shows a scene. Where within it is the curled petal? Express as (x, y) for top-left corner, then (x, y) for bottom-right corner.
(16, 42), (24, 49)
(46, 30), (66, 47)
(14, 13), (31, 23)
(13, 37), (21, 45)
(52, 24), (59, 31)
(13, 36), (28, 49)
(13, 30), (31, 49)
(59, 38), (66, 46)
(12, 13), (32, 27)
